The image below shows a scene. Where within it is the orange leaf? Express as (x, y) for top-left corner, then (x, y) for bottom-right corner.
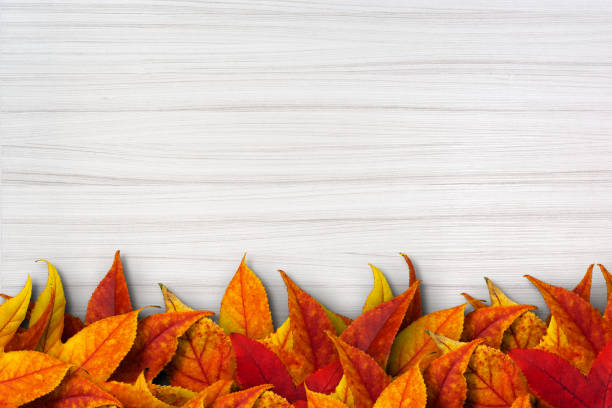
(113, 310), (212, 383)
(219, 255), (274, 340)
(31, 261), (66, 354)
(306, 387), (348, 408)
(340, 283), (418, 368)
(600, 264), (612, 320)
(0, 277), (32, 351)
(460, 293), (487, 310)
(281, 271), (336, 378)
(388, 304), (465, 375)
(423, 338), (482, 408)
(362, 265), (393, 313)
(6, 290), (54, 352)
(462, 304), (536, 348)
(527, 275), (610, 356)
(372, 364), (426, 408)
(329, 335), (390, 408)
(255, 391), (292, 407)
(509, 394), (533, 408)
(103, 372), (174, 408)
(181, 380), (234, 408)
(261, 318), (306, 384)
(85, 250), (133, 324)
(61, 313), (85, 343)
(161, 285), (235, 392)
(150, 384), (195, 405)
(0, 350), (71, 405)
(23, 373), (120, 408)
(573, 264), (593, 302)
(400, 253), (422, 326)
(536, 316), (595, 374)
(58, 310), (139, 383)
(211, 384), (272, 408)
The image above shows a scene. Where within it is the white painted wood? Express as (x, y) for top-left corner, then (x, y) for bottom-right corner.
(2, 0), (612, 323)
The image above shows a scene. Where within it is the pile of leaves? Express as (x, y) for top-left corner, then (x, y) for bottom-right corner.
(0, 252), (610, 408)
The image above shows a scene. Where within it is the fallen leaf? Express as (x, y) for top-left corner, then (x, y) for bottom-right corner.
(372, 363), (426, 408)
(181, 380), (234, 408)
(31, 261), (66, 354)
(219, 255), (274, 340)
(341, 283), (418, 368)
(362, 265), (393, 313)
(0, 350), (71, 405)
(103, 372), (174, 408)
(460, 293), (487, 310)
(509, 394), (533, 408)
(261, 318), (305, 384)
(211, 384), (272, 408)
(113, 310), (212, 383)
(58, 309), (139, 383)
(85, 250), (133, 324)
(329, 334), (390, 408)
(150, 384), (196, 405)
(462, 304), (536, 348)
(306, 387), (348, 408)
(400, 253), (422, 326)
(61, 313), (85, 343)
(388, 304), (465, 375)
(332, 376), (354, 408)
(255, 391), (292, 407)
(303, 360), (343, 395)
(423, 338), (482, 408)
(599, 264), (612, 320)
(0, 276), (32, 351)
(23, 373), (120, 408)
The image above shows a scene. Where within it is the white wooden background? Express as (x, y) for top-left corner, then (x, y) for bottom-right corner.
(2, 0), (612, 323)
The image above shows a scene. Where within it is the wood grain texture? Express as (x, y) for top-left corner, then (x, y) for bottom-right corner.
(2, 0), (612, 322)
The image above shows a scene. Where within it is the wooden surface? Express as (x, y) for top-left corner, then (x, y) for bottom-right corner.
(2, 0), (612, 322)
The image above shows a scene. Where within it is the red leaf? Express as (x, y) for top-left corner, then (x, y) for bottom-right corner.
(231, 333), (304, 402)
(588, 338), (612, 408)
(61, 313), (85, 343)
(303, 360), (343, 395)
(340, 283), (418, 367)
(85, 250), (133, 324)
(400, 253), (422, 326)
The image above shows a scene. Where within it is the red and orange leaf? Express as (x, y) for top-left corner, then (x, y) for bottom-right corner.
(211, 384), (272, 408)
(261, 318), (306, 384)
(0, 350), (71, 405)
(281, 271), (337, 379)
(24, 373), (120, 408)
(6, 290), (54, 352)
(329, 335), (390, 408)
(461, 293), (487, 310)
(372, 364), (426, 408)
(501, 310), (546, 352)
(600, 264), (612, 320)
(306, 388), (349, 408)
(462, 304), (536, 348)
(303, 360), (343, 395)
(423, 338), (482, 408)
(161, 284), (235, 392)
(388, 304), (465, 375)
(219, 255), (274, 340)
(362, 265), (393, 313)
(31, 261), (66, 354)
(103, 373), (173, 408)
(181, 380), (234, 408)
(150, 384), (195, 405)
(527, 275), (610, 356)
(400, 253), (422, 326)
(232, 333), (304, 402)
(85, 250), (133, 324)
(113, 310), (212, 383)
(509, 348), (595, 408)
(58, 309), (139, 383)
(61, 313), (85, 343)
(340, 283), (418, 368)
(509, 394), (533, 408)
(573, 265), (593, 302)
(588, 337), (612, 408)
(0, 277), (33, 351)
(255, 391), (292, 407)
(332, 377), (354, 408)
(536, 317), (595, 374)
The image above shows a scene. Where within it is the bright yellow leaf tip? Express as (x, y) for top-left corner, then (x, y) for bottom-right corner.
(0, 276), (32, 351)
(363, 264), (393, 312)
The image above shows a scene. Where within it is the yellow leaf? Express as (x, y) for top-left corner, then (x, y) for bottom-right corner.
(31, 261), (66, 354)
(363, 265), (393, 313)
(0, 276), (32, 351)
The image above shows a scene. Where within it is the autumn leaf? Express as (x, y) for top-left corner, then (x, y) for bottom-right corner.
(332, 376), (354, 408)
(341, 283), (418, 368)
(160, 284), (235, 392)
(280, 270), (337, 379)
(6, 290), (55, 352)
(23, 373), (120, 408)
(0, 276), (32, 351)
(363, 265), (393, 313)
(31, 261), (66, 354)
(61, 313), (85, 343)
(388, 304), (465, 375)
(400, 253), (422, 326)
(219, 255), (274, 340)
(211, 384), (272, 408)
(303, 360), (343, 395)
(104, 372), (174, 408)
(231, 333), (305, 402)
(372, 363), (426, 408)
(113, 310), (212, 383)
(261, 318), (305, 384)
(85, 250), (133, 324)
(329, 334), (390, 408)
(527, 275), (610, 363)
(600, 264), (612, 320)
(509, 394), (533, 408)
(0, 350), (71, 405)
(306, 387), (349, 408)
(58, 309), (139, 383)
(423, 338), (482, 408)
(150, 384), (196, 405)
(461, 293), (487, 309)
(254, 391), (292, 407)
(181, 380), (234, 408)
(461, 304), (536, 348)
